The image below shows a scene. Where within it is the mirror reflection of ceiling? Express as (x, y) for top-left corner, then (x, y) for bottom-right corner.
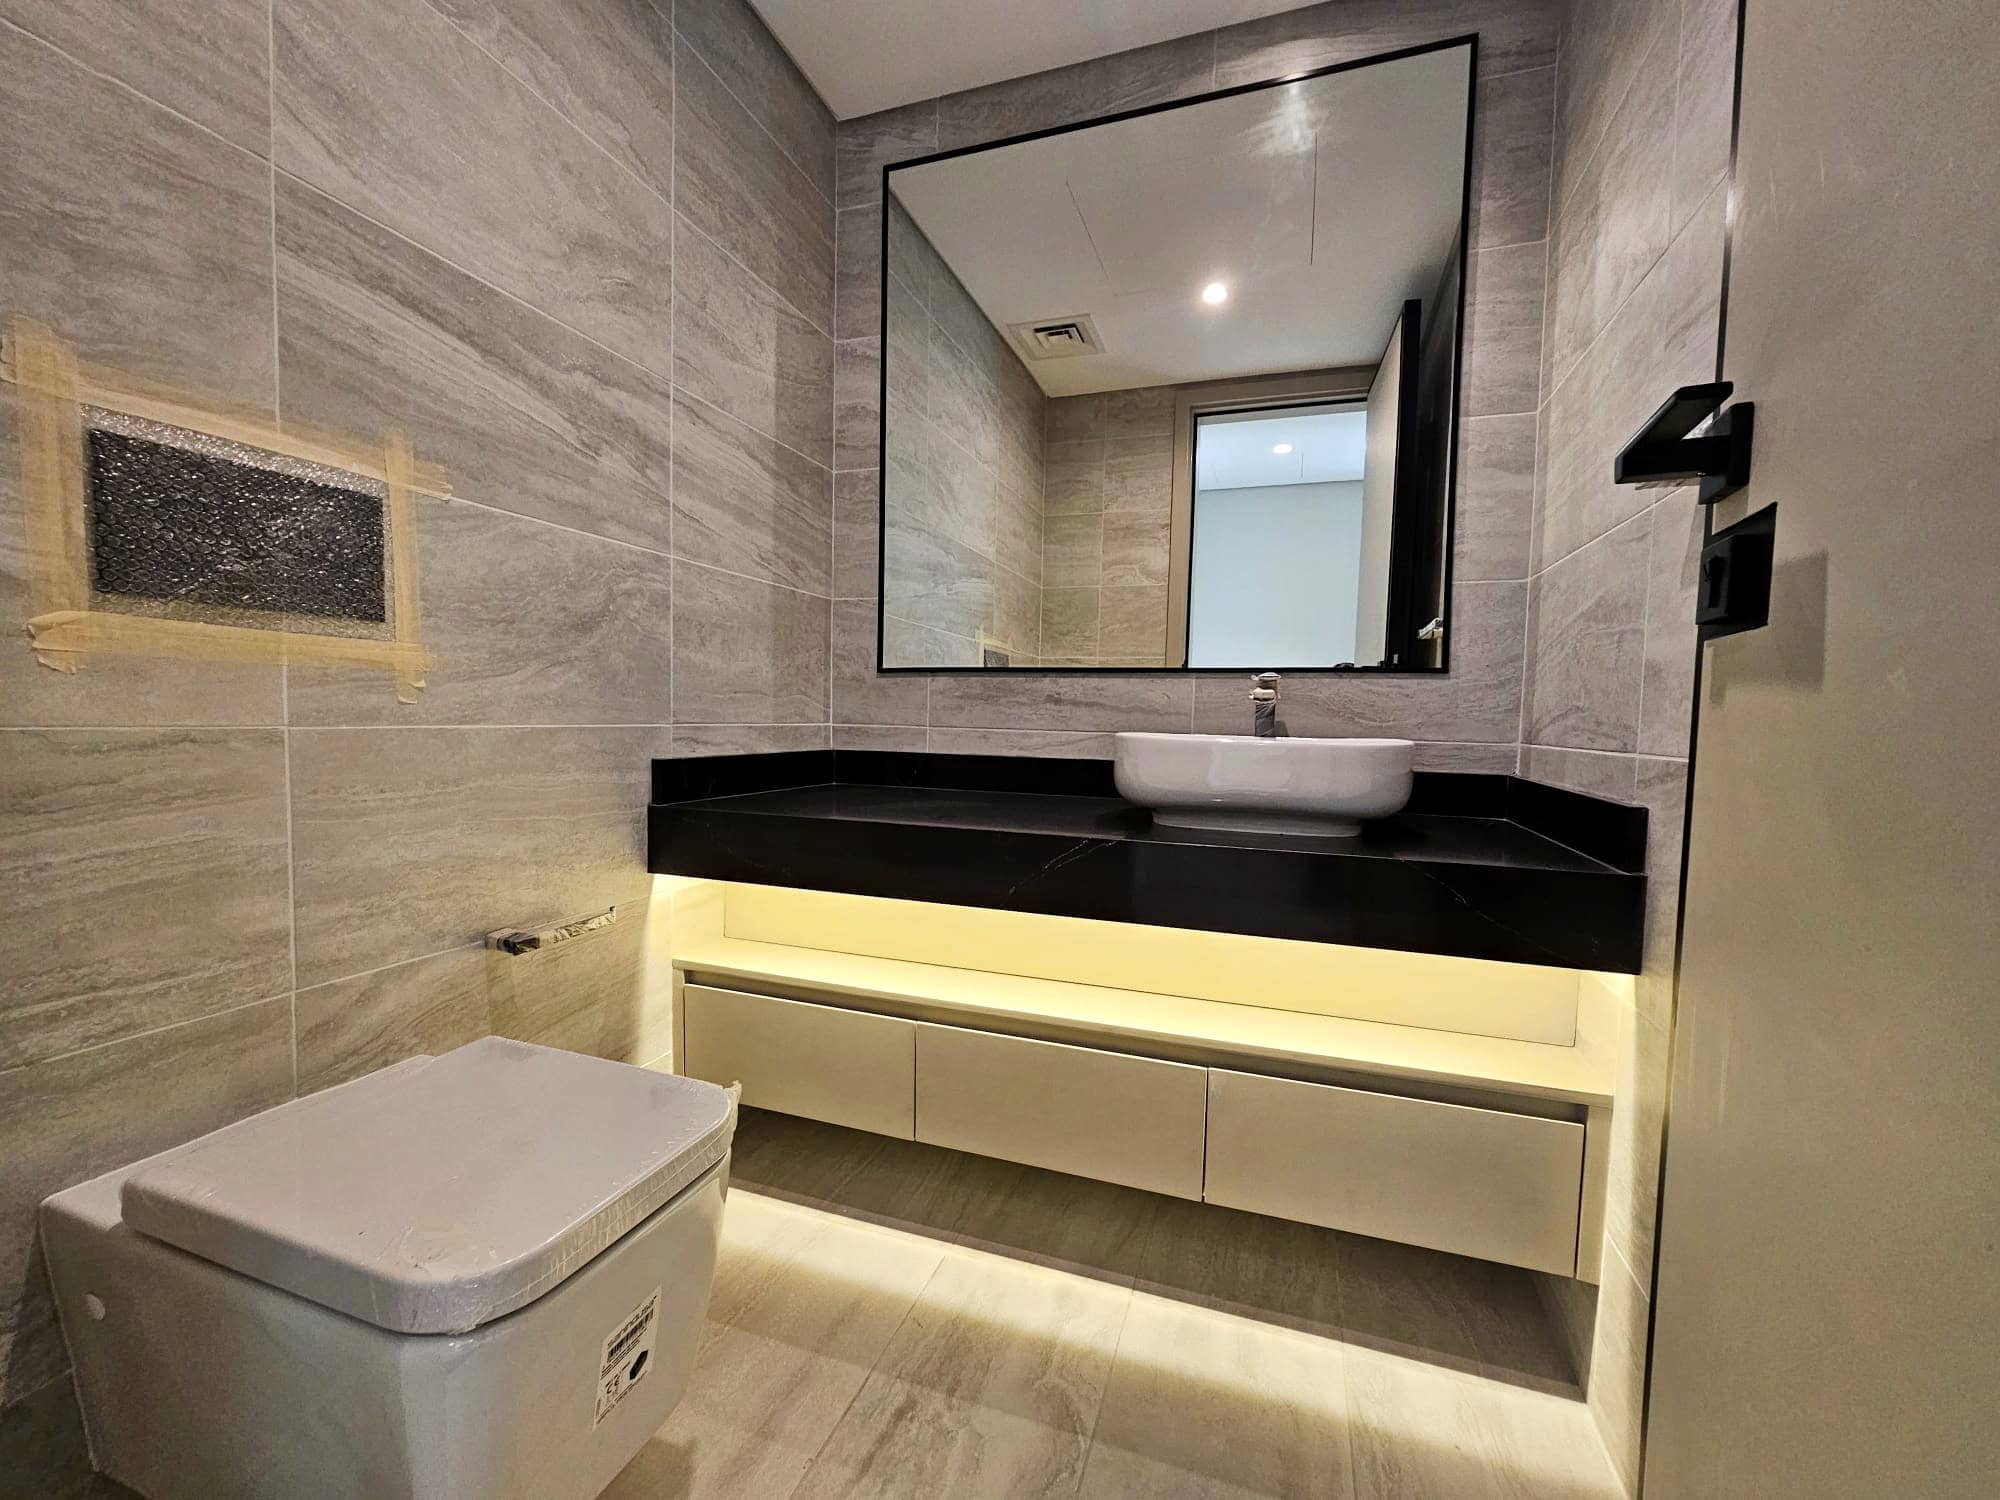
(1196, 406), (1368, 490)
(888, 45), (1469, 397)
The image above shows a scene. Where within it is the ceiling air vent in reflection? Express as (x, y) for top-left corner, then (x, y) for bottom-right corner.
(1009, 313), (1103, 361)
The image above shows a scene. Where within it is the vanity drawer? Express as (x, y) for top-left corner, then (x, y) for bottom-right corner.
(682, 984), (915, 1138)
(1203, 1069), (1584, 1275)
(914, 1025), (1206, 1199)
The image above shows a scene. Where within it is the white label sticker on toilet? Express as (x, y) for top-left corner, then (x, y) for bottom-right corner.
(593, 1286), (661, 1429)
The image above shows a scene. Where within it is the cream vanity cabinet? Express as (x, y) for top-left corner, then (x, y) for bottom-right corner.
(679, 978), (1597, 1279)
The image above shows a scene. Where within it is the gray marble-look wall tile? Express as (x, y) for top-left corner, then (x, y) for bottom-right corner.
(1634, 753), (1689, 1015)
(1101, 515), (1169, 588)
(1461, 240), (1547, 419)
(925, 727), (1115, 759)
(992, 563), (1041, 657)
(1673, 0), (1738, 234)
(834, 469), (883, 599)
(673, 392), (832, 596)
(1413, 741), (1519, 773)
(1545, 29), (1676, 386)
(675, 43), (834, 333)
(1104, 385), (1176, 440)
(296, 905), (670, 1094)
(1048, 395), (1107, 443)
(0, 21), (275, 402)
(427, 0), (675, 199)
(674, 214), (834, 463)
(835, 203), (883, 343)
(1540, 185), (1724, 566)
(672, 562), (830, 724)
(288, 725), (666, 988)
(676, 0), (835, 201)
(1553, 0), (1674, 213)
(0, 0), (269, 155)
(0, 998), (291, 1406)
(936, 32), (1216, 151)
(833, 724), (927, 750)
(671, 722), (830, 756)
(0, 730), (290, 1073)
(836, 101), (939, 208)
(884, 613), (977, 669)
(994, 482), (1044, 586)
(834, 338), (882, 473)
(1525, 509), (1650, 752)
(1518, 744), (1639, 801)
(274, 0), (675, 374)
(284, 499), (673, 727)
(831, 598), (928, 726)
(1453, 413), (1536, 582)
(1043, 513), (1103, 590)
(1192, 581), (1526, 742)
(1639, 495), (1701, 757)
(1102, 435), (1173, 517)
(275, 179), (677, 552)
(929, 673), (1192, 733)
(1586, 1245), (1650, 1492)
(1215, 0), (1559, 88)
(1045, 441), (1107, 515)
(1471, 64), (1555, 250)
(1099, 586), (1168, 660)
(883, 515), (991, 643)
(1039, 588), (1101, 659)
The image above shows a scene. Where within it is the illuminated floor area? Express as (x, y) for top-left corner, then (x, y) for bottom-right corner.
(605, 1109), (1622, 1499)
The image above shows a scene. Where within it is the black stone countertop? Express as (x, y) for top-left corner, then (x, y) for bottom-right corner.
(647, 750), (1647, 973)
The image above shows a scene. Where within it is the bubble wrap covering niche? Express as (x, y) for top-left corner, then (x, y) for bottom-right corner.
(83, 407), (390, 624)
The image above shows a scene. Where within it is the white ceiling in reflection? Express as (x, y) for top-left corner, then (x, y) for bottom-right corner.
(1195, 406), (1369, 491)
(888, 45), (1469, 397)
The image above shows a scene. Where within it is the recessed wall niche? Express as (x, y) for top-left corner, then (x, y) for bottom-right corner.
(4, 318), (445, 700)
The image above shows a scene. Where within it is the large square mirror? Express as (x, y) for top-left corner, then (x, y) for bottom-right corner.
(876, 37), (1475, 672)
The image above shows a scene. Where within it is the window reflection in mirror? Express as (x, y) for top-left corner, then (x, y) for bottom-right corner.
(877, 38), (1473, 672)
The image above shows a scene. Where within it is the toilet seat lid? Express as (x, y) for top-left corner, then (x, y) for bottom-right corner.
(118, 1038), (737, 1334)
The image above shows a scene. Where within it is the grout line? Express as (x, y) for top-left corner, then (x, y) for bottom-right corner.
(675, 373), (833, 477)
(672, 20), (834, 215)
(2, 990), (292, 1079)
(674, 200), (833, 342)
(293, 939), (487, 998)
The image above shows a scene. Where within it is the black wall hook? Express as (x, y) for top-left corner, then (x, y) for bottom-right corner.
(1613, 381), (1754, 504)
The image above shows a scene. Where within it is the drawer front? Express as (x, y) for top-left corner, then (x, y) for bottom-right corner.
(1204, 1069), (1584, 1275)
(682, 984), (915, 1138)
(914, 1025), (1206, 1199)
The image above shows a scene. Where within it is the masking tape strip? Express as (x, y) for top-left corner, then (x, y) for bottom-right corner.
(4, 318), (442, 693)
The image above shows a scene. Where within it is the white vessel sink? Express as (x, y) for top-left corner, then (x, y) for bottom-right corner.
(1114, 732), (1415, 837)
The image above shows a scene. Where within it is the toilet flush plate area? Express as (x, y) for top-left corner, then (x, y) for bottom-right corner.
(1113, 732), (1416, 837)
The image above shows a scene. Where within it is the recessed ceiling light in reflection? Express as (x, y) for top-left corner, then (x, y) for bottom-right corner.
(1272, 443), (1294, 455)
(1200, 281), (1229, 305)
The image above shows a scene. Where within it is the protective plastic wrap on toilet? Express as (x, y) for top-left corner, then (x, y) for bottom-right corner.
(116, 1037), (736, 1334)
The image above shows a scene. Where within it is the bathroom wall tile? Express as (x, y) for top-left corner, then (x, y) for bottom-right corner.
(674, 215), (834, 462)
(275, 0), (676, 373)
(1634, 755), (1689, 1026)
(1604, 1002), (1671, 1289)
(1673, 0), (1738, 234)
(936, 33), (1215, 151)
(929, 674), (1192, 733)
(834, 469), (883, 598)
(1215, 0), (1559, 88)
(793, 1249), (1129, 1498)
(831, 599), (928, 726)
(675, 44), (834, 333)
(1102, 435), (1173, 517)
(992, 564), (1042, 657)
(1461, 240), (1547, 419)
(834, 204), (884, 343)
(1043, 513), (1103, 589)
(0, 731), (290, 1073)
(0, 1373), (101, 1498)
(1471, 64), (1556, 250)
(276, 177), (677, 552)
(834, 338), (882, 472)
(0, 22), (275, 401)
(284, 500), (674, 727)
(671, 723), (830, 756)
(673, 392), (833, 596)
(925, 728), (1117, 759)
(1103, 385), (1176, 440)
(1193, 582), (1526, 743)
(1554, 0), (1675, 212)
(1539, 185), (1723, 567)
(1640, 496), (1702, 757)
(288, 726), (667, 988)
(1453, 413), (1537, 582)
(1044, 441), (1107, 515)
(673, 561), (830, 725)
(883, 517), (991, 643)
(1545, 31), (1676, 386)
(427, 0), (676, 199)
(0, 452), (283, 730)
(1519, 745), (1638, 801)
(1586, 1245), (1651, 1494)
(1101, 515), (1170, 589)
(676, 0), (835, 201)
(0, 998), (291, 1406)
(994, 483), (1044, 586)
(1048, 395), (1107, 444)
(0, 0), (269, 154)
(1414, 741), (1519, 773)
(296, 904), (671, 1094)
(884, 613), (977, 669)
(889, 422), (994, 561)
(1525, 511), (1650, 752)
(833, 724), (928, 750)
(1099, 587), (1168, 660)
(1039, 589), (1101, 659)
(836, 100), (939, 208)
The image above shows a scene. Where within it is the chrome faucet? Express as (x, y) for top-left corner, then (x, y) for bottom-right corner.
(1250, 672), (1281, 738)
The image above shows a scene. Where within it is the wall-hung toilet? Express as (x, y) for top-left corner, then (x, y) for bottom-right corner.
(39, 1037), (737, 1500)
